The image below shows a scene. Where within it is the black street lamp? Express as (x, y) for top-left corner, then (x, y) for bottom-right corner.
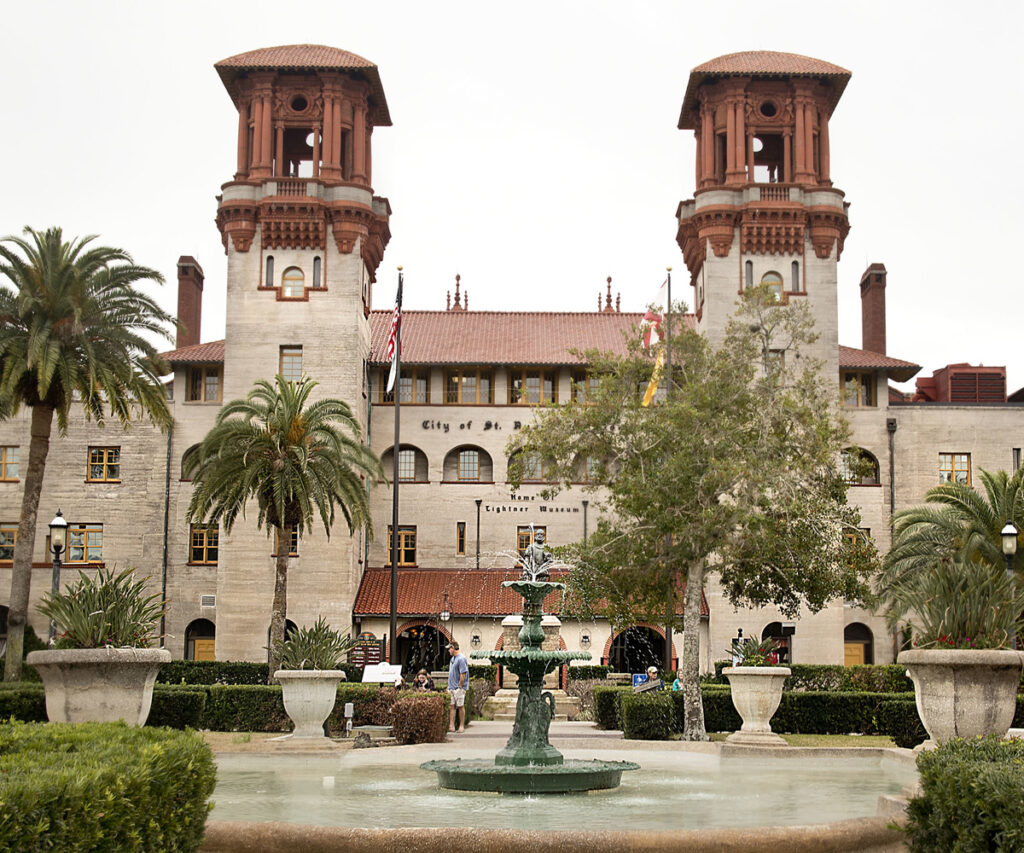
(47, 510), (68, 642)
(1001, 521), (1018, 650)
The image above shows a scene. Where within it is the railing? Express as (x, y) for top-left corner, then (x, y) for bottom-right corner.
(758, 184), (792, 202)
(274, 178), (308, 197)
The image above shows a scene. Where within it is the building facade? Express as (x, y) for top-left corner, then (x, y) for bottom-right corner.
(1, 46), (1021, 676)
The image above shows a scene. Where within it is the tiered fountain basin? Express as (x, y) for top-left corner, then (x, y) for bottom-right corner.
(421, 580), (639, 793)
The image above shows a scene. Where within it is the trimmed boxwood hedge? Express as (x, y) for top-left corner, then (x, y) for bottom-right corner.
(155, 660), (366, 685)
(593, 685), (632, 729)
(905, 736), (1024, 852)
(876, 698), (928, 748)
(707, 662), (913, 693)
(620, 692), (674, 740)
(0, 720), (215, 853)
(567, 665), (612, 681)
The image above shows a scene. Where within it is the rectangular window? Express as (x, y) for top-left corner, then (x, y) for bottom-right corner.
(186, 366), (222, 403)
(380, 368), (429, 404)
(87, 447), (121, 482)
(279, 346), (303, 382)
(0, 524), (16, 562)
(508, 368), (557, 405)
(939, 453), (971, 486)
(445, 368), (493, 404)
(517, 525), (546, 558)
(456, 521), (466, 556)
(273, 528), (300, 557)
(397, 449), (416, 482)
(189, 524), (219, 565)
(522, 452), (546, 482)
(68, 524), (103, 563)
(571, 372), (599, 403)
(841, 371), (875, 407)
(583, 455), (599, 482)
(458, 449), (480, 481)
(0, 446), (18, 480)
(386, 525), (417, 567)
(1014, 448), (1021, 473)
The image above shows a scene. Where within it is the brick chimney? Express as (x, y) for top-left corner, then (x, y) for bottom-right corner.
(859, 263), (886, 355)
(176, 256), (204, 348)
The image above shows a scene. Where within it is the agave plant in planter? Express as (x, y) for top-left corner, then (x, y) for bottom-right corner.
(722, 637), (791, 746)
(883, 557), (1024, 748)
(272, 616), (353, 738)
(26, 566), (170, 725)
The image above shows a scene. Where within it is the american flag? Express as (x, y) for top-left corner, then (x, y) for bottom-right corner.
(385, 274), (403, 393)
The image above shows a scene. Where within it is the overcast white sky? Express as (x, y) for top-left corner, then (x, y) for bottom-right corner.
(2, 0), (1022, 392)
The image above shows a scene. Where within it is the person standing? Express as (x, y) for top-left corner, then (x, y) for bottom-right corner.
(447, 640), (469, 733)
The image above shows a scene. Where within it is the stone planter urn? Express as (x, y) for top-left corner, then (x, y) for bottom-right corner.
(275, 669), (345, 738)
(723, 666), (791, 746)
(27, 647), (171, 725)
(898, 648), (1024, 748)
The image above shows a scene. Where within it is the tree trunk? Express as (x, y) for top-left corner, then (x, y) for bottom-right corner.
(4, 405), (54, 682)
(680, 559), (709, 741)
(266, 523), (290, 682)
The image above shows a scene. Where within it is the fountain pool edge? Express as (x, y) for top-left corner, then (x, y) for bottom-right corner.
(200, 816), (907, 853)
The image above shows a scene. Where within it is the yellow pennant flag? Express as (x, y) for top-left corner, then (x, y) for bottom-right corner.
(642, 347), (665, 407)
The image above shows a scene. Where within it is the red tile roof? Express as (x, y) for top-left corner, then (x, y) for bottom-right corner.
(215, 45), (390, 126)
(162, 340), (225, 365)
(838, 345), (920, 382)
(679, 51), (851, 129)
(368, 311), (695, 365)
(353, 567), (709, 619)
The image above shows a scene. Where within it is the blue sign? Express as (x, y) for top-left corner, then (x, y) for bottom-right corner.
(632, 673), (648, 688)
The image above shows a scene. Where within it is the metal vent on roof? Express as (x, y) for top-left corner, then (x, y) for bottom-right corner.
(200, 595), (216, 608)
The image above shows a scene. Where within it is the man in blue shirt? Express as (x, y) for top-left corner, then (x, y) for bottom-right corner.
(447, 640), (469, 733)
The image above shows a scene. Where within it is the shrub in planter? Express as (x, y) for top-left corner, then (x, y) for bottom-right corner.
(0, 720), (215, 853)
(904, 735), (1024, 852)
(392, 693), (447, 744)
(27, 567), (170, 725)
(620, 692), (673, 740)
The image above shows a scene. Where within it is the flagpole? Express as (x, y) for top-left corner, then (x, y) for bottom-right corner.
(664, 266), (673, 673)
(389, 267), (404, 665)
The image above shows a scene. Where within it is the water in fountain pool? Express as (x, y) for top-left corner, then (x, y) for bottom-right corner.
(211, 751), (915, 831)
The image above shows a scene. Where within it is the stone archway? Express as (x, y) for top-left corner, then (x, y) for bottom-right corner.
(395, 620), (450, 674)
(603, 624), (677, 673)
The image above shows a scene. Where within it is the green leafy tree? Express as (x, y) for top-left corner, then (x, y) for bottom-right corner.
(185, 375), (381, 678)
(509, 287), (873, 740)
(0, 226), (172, 681)
(877, 468), (1024, 646)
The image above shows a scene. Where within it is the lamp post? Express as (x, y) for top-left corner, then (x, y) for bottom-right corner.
(1001, 520), (1018, 650)
(438, 592), (451, 665)
(47, 510), (68, 642)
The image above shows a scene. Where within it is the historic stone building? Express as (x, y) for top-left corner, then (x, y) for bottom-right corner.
(1, 46), (1021, 675)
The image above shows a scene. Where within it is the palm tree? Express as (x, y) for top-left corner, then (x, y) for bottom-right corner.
(878, 467), (1024, 631)
(0, 226), (173, 681)
(185, 375), (381, 677)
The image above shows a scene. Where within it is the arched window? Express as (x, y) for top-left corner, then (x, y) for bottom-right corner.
(265, 255), (274, 288)
(840, 447), (880, 486)
(184, 618), (216, 661)
(791, 261), (800, 292)
(281, 267), (304, 298)
(508, 450), (549, 483)
(443, 446), (494, 482)
(312, 256), (322, 288)
(761, 271), (783, 301)
(382, 445), (429, 483)
(761, 622), (792, 664)
(744, 260), (753, 289)
(180, 444), (200, 481)
(844, 622), (874, 666)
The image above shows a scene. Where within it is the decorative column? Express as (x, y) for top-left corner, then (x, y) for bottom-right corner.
(793, 96), (807, 182)
(352, 101), (367, 184)
(819, 109), (830, 184)
(251, 96), (265, 173)
(725, 99), (736, 180)
(274, 123), (284, 177)
(700, 103), (714, 186)
(734, 98), (746, 182)
(235, 105), (249, 179)
(746, 127), (755, 182)
(312, 127), (320, 178)
(366, 125), (373, 185)
(260, 93), (273, 174)
(330, 96), (343, 175)
(783, 130), (792, 183)
(803, 101), (814, 179)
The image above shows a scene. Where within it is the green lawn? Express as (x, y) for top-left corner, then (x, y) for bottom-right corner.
(706, 732), (897, 747)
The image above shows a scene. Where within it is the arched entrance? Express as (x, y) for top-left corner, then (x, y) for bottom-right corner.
(761, 622), (792, 664)
(184, 618), (216, 661)
(396, 623), (450, 674)
(844, 622), (874, 666)
(607, 626), (665, 674)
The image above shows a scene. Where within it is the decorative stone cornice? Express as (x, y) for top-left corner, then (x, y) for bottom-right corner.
(807, 207), (850, 259)
(741, 208), (807, 256)
(215, 201), (258, 253)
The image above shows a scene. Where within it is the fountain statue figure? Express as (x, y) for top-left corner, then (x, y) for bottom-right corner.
(520, 529), (553, 581)
(421, 571), (639, 793)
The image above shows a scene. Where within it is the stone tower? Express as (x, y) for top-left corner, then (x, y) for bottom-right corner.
(675, 51), (851, 373)
(208, 45), (392, 658)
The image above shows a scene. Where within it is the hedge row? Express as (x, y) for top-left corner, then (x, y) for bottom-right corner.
(155, 660), (364, 685)
(706, 662), (913, 693)
(593, 683), (961, 747)
(905, 736), (1024, 852)
(0, 682), (456, 742)
(567, 665), (612, 681)
(0, 720), (215, 853)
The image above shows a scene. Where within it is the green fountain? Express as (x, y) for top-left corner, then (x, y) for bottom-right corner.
(421, 541), (639, 793)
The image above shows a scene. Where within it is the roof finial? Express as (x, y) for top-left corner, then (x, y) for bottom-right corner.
(616, 293), (621, 312)
(446, 290), (451, 310)
(449, 274), (466, 312)
(602, 276), (617, 313)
